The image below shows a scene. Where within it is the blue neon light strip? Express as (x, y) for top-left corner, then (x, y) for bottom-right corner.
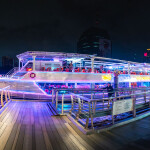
(27, 58), (54, 61)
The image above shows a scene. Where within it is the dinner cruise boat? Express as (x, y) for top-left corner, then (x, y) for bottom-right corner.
(0, 51), (150, 98)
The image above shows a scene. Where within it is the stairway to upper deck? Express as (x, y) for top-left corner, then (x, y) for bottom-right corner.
(11, 62), (33, 79)
(11, 71), (27, 79)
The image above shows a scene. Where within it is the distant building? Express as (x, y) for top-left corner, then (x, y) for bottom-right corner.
(0, 56), (18, 74)
(2, 56), (18, 68)
(77, 27), (111, 57)
(2, 56), (13, 68)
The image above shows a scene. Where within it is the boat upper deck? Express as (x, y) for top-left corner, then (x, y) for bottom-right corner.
(16, 51), (150, 75)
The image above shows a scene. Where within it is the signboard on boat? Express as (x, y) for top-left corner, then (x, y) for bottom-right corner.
(23, 72), (113, 83)
(119, 74), (150, 82)
(113, 99), (133, 115)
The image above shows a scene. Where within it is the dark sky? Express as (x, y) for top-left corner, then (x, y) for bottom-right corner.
(0, 0), (150, 62)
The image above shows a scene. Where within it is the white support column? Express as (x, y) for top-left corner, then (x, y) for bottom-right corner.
(128, 63), (130, 74)
(73, 62), (76, 72)
(66, 83), (68, 87)
(128, 62), (131, 88)
(19, 59), (20, 71)
(91, 57), (95, 89)
(33, 56), (36, 71)
(75, 83), (77, 88)
(81, 59), (84, 67)
(21, 62), (23, 68)
(91, 57), (95, 73)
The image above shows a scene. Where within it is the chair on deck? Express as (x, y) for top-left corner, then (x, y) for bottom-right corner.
(66, 68), (69, 72)
(41, 67), (45, 71)
(107, 70), (111, 73)
(47, 67), (51, 71)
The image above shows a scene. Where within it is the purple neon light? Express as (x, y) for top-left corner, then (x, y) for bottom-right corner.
(0, 78), (35, 82)
(2, 86), (10, 90)
(53, 58), (60, 62)
(7, 81), (51, 96)
(33, 81), (48, 95)
(9, 90), (51, 96)
(0, 78), (113, 83)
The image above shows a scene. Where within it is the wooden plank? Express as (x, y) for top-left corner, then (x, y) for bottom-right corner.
(2, 101), (150, 150)
(68, 120), (104, 150)
(99, 132), (125, 149)
(23, 125), (33, 150)
(41, 103), (68, 150)
(110, 125), (142, 141)
(0, 103), (21, 150)
(3, 102), (24, 150)
(34, 123), (47, 150)
(14, 124), (26, 150)
(104, 131), (129, 145)
(23, 102), (33, 150)
(52, 116), (80, 150)
(61, 116), (102, 150)
(65, 122), (94, 150)
(35, 102), (53, 150)
(0, 102), (16, 123)
(41, 124), (54, 150)
(90, 133), (116, 150)
(32, 124), (36, 150)
(0, 121), (14, 150)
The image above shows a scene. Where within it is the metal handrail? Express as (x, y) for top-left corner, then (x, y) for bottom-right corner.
(52, 87), (150, 93)
(50, 87), (150, 129)
(70, 90), (150, 129)
(52, 87), (150, 105)
(51, 87), (150, 115)
(0, 86), (11, 108)
(5, 67), (18, 77)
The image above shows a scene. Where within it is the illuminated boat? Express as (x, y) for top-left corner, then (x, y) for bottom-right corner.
(0, 51), (150, 98)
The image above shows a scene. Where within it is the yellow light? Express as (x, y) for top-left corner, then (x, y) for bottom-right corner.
(131, 75), (150, 81)
(102, 74), (111, 81)
(147, 49), (150, 50)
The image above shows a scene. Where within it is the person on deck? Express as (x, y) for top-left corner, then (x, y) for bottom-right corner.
(102, 83), (114, 98)
(69, 62), (73, 72)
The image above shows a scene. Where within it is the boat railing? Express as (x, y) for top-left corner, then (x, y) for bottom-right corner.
(52, 87), (150, 105)
(5, 67), (19, 78)
(69, 90), (150, 129)
(0, 86), (11, 108)
(50, 87), (150, 130)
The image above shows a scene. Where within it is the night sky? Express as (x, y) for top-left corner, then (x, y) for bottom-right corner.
(0, 0), (150, 62)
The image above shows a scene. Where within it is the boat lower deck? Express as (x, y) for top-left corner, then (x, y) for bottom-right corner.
(1, 101), (150, 150)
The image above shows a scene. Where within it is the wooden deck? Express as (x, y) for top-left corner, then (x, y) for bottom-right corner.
(1, 101), (150, 150)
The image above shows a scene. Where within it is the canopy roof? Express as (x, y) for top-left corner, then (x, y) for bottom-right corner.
(17, 51), (150, 72)
(17, 51), (92, 61)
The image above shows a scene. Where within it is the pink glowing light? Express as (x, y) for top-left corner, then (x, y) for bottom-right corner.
(144, 53), (148, 57)
(53, 58), (60, 62)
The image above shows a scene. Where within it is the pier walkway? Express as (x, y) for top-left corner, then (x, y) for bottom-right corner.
(1, 101), (150, 150)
